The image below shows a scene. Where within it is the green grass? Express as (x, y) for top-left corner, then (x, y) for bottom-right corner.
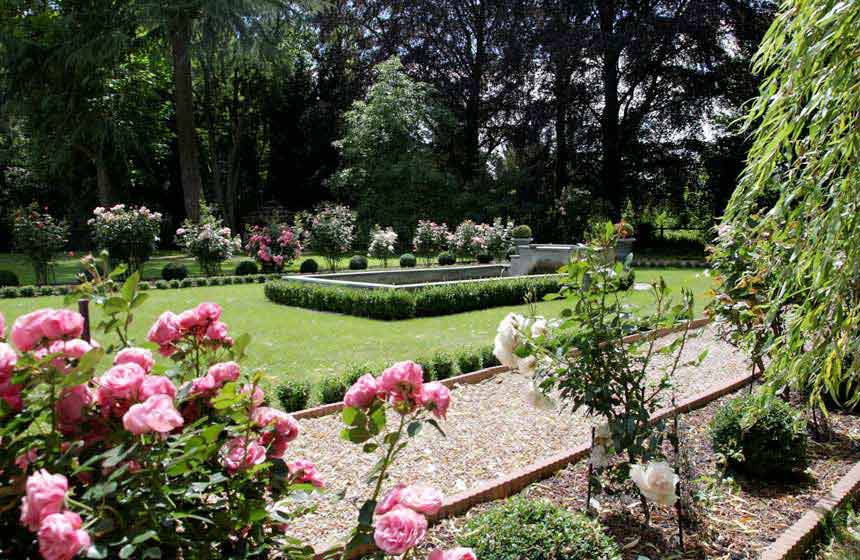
(0, 268), (713, 388)
(0, 251), (420, 286)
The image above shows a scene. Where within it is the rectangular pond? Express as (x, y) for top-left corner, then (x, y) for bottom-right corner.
(282, 264), (510, 291)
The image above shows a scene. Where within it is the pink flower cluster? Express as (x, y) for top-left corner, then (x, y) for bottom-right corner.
(20, 470), (90, 560)
(10, 309), (84, 352)
(147, 302), (232, 357)
(344, 361), (451, 419)
(373, 483), (444, 554)
(245, 224), (302, 270)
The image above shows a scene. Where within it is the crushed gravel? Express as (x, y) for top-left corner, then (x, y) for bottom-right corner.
(285, 326), (752, 549)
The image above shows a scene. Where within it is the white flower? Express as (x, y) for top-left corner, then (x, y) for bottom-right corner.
(516, 355), (538, 376)
(630, 461), (680, 507)
(530, 318), (548, 338)
(493, 313), (526, 368)
(589, 445), (608, 468)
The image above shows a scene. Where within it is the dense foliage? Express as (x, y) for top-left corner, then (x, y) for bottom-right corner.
(307, 204), (357, 272)
(88, 205), (162, 273)
(12, 204), (69, 285)
(244, 223), (303, 273)
(176, 210), (241, 276)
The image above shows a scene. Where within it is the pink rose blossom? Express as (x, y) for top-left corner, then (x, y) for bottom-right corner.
(375, 483), (406, 515)
(147, 311), (180, 346)
(252, 407), (299, 441)
(189, 374), (219, 396)
(20, 470), (68, 531)
(0, 379), (23, 411)
(139, 375), (177, 401)
(220, 437), (267, 474)
(196, 302), (222, 323)
(240, 384), (265, 407)
(10, 309), (52, 351)
(373, 506), (427, 554)
(418, 382), (451, 420)
(344, 374), (379, 409)
(157, 344), (177, 357)
(378, 361), (424, 402)
(0, 342), (17, 381)
(208, 361), (240, 384)
(399, 484), (443, 516)
(260, 431), (290, 459)
(40, 310), (84, 341)
(287, 459), (324, 488)
(56, 385), (93, 432)
(428, 548), (477, 560)
(122, 395), (184, 435)
(37, 511), (91, 560)
(96, 363), (145, 416)
(205, 321), (228, 341)
(114, 347), (154, 373)
(15, 448), (38, 472)
(177, 309), (202, 330)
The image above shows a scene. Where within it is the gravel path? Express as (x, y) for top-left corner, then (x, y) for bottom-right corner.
(286, 326), (751, 549)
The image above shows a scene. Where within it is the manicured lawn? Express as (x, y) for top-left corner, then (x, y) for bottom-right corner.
(0, 268), (713, 387)
(0, 251), (409, 286)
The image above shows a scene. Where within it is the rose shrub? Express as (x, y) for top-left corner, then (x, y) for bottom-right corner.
(413, 221), (450, 265)
(307, 203), (356, 272)
(176, 209), (241, 276)
(13, 203), (69, 286)
(245, 222), (303, 272)
(88, 204), (162, 273)
(368, 225), (398, 268)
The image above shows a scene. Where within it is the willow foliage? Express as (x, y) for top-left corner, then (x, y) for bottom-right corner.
(710, 0), (860, 411)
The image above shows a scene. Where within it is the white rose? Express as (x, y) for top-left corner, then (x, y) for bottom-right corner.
(493, 313), (525, 368)
(530, 317), (549, 338)
(630, 461), (679, 507)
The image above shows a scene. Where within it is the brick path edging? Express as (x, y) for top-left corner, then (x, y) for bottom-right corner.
(760, 461), (860, 560)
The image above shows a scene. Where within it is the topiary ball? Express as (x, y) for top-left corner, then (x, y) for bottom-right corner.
(477, 253), (493, 264)
(437, 252), (456, 266)
(349, 255), (368, 270)
(710, 393), (808, 479)
(400, 253), (417, 268)
(511, 224), (532, 239)
(162, 262), (189, 281)
(300, 259), (319, 274)
(0, 270), (20, 287)
(276, 380), (312, 412)
(458, 497), (621, 560)
(235, 260), (259, 276)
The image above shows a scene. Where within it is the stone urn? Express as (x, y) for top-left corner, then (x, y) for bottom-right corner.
(615, 238), (635, 262)
(512, 237), (533, 246)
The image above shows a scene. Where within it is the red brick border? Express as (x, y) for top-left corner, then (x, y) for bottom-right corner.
(760, 461), (860, 560)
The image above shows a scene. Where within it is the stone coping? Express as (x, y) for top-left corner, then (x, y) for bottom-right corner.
(760, 461), (860, 560)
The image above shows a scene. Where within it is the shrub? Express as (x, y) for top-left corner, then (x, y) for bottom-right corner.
(245, 223), (302, 272)
(400, 253), (417, 268)
(180, 278), (193, 288)
(413, 221), (450, 264)
(0, 270), (20, 287)
(276, 379), (312, 412)
(319, 375), (348, 404)
(265, 281), (416, 320)
(55, 285), (70, 295)
(89, 204), (161, 272)
(417, 359), (435, 381)
(430, 352), (456, 380)
(480, 345), (500, 368)
(511, 224), (532, 239)
(450, 220), (485, 259)
(368, 225), (398, 267)
(437, 252), (455, 266)
(618, 268), (635, 291)
(18, 286), (36, 297)
(192, 278), (208, 287)
(37, 286), (54, 297)
(13, 203), (69, 285)
(457, 350), (482, 374)
(349, 255), (369, 270)
(169, 279), (181, 289)
(458, 497), (621, 560)
(209, 277), (223, 286)
(176, 205), (241, 276)
(477, 253), (493, 264)
(710, 393), (808, 479)
(244, 276), (256, 284)
(162, 262), (189, 281)
(235, 260), (259, 276)
(344, 363), (375, 387)
(300, 258), (319, 273)
(255, 274), (267, 283)
(483, 218), (515, 260)
(307, 203), (356, 272)
(155, 280), (169, 289)
(413, 277), (561, 317)
(138, 282), (151, 291)
(1, 286), (18, 298)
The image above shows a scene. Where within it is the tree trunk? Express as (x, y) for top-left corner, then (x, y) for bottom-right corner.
(599, 0), (623, 219)
(464, 0), (486, 182)
(95, 158), (112, 205)
(170, 14), (202, 223)
(554, 57), (570, 195)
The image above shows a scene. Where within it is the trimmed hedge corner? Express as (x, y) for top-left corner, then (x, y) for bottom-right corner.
(264, 276), (562, 320)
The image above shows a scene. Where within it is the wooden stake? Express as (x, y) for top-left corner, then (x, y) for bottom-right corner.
(78, 299), (91, 343)
(585, 426), (594, 516)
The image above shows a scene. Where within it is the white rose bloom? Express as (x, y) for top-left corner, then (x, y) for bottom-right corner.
(589, 445), (608, 468)
(531, 317), (548, 338)
(493, 313), (526, 368)
(517, 355), (537, 376)
(630, 461), (680, 507)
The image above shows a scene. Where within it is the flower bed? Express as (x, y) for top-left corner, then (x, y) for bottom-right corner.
(284, 327), (749, 550)
(420, 391), (860, 559)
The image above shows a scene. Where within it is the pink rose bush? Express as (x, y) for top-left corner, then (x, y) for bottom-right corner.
(146, 302), (235, 361)
(175, 210), (241, 276)
(245, 223), (303, 272)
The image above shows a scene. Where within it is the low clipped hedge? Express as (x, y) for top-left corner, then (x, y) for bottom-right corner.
(265, 276), (562, 320)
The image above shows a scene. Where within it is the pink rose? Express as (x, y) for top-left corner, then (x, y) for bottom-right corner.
(287, 459), (324, 488)
(344, 374), (379, 409)
(177, 309), (202, 331)
(375, 483), (406, 515)
(189, 374), (219, 396)
(0, 379), (23, 412)
(252, 407), (299, 441)
(122, 395), (184, 435)
(10, 309), (52, 351)
(373, 506), (427, 554)
(418, 382), (451, 420)
(240, 384), (265, 407)
(157, 344), (177, 357)
(40, 310), (84, 340)
(196, 302), (222, 323)
(114, 347), (154, 373)
(0, 342), (17, 381)
(61, 339), (93, 360)
(428, 548), (477, 560)
(96, 363), (145, 416)
(399, 484), (443, 516)
(378, 361), (424, 402)
(147, 311), (180, 346)
(37, 511), (91, 560)
(20, 470), (68, 531)
(220, 437), (267, 474)
(205, 321), (228, 341)
(56, 385), (93, 432)
(208, 361), (240, 384)
(15, 448), (38, 472)
(139, 375), (177, 401)
(260, 431), (290, 459)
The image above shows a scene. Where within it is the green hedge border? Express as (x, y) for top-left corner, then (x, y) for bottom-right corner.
(264, 276), (563, 321)
(0, 274), (283, 299)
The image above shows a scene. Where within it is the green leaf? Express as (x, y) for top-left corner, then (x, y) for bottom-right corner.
(121, 271), (140, 301)
(132, 530), (158, 545)
(362, 442), (379, 453)
(426, 418), (446, 437)
(119, 544), (136, 559)
(86, 545), (109, 559)
(407, 421), (422, 437)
